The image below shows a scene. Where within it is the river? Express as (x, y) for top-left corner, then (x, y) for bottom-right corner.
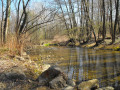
(28, 46), (120, 89)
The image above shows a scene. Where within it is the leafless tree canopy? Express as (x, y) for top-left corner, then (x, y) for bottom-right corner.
(0, 0), (120, 46)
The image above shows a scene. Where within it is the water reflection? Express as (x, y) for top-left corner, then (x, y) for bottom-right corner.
(29, 47), (120, 88)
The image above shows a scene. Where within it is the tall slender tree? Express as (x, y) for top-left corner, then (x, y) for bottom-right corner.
(102, 0), (106, 41)
(112, 0), (119, 43)
(3, 0), (11, 44)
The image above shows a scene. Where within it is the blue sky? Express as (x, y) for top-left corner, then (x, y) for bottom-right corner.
(0, 0), (48, 15)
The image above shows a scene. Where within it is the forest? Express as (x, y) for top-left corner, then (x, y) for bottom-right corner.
(0, 0), (120, 52)
(0, 0), (120, 90)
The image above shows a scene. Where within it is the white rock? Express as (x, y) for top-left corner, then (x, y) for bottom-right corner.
(62, 86), (74, 90)
(41, 64), (51, 72)
(15, 56), (25, 61)
(78, 79), (99, 90)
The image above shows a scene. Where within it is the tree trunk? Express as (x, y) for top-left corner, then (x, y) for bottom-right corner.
(0, 0), (4, 45)
(102, 0), (106, 41)
(64, 0), (72, 29)
(3, 0), (11, 44)
(68, 0), (77, 40)
(110, 0), (113, 40)
(118, 16), (120, 34)
(112, 0), (119, 43)
(84, 0), (97, 45)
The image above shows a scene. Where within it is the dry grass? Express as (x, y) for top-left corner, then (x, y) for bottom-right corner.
(52, 35), (69, 43)
(0, 34), (31, 56)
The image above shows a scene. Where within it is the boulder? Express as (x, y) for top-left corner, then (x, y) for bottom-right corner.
(0, 66), (26, 81)
(78, 79), (99, 90)
(96, 86), (114, 90)
(49, 75), (67, 89)
(37, 66), (68, 87)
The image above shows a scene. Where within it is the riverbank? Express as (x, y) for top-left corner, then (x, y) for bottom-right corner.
(0, 51), (48, 89)
(39, 36), (120, 51)
(50, 37), (120, 51)
(0, 46), (118, 90)
(0, 55), (115, 90)
(80, 39), (120, 51)
(0, 38), (120, 89)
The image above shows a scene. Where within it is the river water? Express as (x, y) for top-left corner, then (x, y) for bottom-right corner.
(28, 46), (120, 89)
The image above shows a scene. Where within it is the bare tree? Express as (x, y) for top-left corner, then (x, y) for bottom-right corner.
(68, 0), (77, 40)
(110, 0), (113, 39)
(112, 0), (119, 43)
(0, 0), (4, 44)
(3, 0), (11, 44)
(102, 0), (106, 41)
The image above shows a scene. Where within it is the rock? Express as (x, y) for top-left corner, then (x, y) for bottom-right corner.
(36, 76), (48, 86)
(0, 67), (26, 81)
(41, 64), (51, 72)
(66, 79), (76, 87)
(0, 82), (6, 90)
(35, 86), (48, 90)
(21, 52), (27, 56)
(15, 56), (25, 61)
(0, 74), (6, 81)
(37, 66), (67, 82)
(78, 79), (99, 90)
(6, 72), (26, 81)
(37, 66), (68, 87)
(23, 55), (30, 60)
(49, 75), (67, 89)
(62, 86), (74, 90)
(96, 86), (114, 90)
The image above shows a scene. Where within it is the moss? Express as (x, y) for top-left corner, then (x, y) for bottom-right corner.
(113, 46), (120, 51)
(43, 43), (58, 47)
(24, 66), (42, 80)
(23, 61), (42, 80)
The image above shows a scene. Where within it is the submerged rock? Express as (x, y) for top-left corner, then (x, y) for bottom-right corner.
(77, 79), (99, 90)
(35, 86), (48, 90)
(62, 86), (74, 90)
(96, 86), (114, 90)
(66, 79), (76, 87)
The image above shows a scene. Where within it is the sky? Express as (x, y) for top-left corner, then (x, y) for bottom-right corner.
(0, 0), (46, 16)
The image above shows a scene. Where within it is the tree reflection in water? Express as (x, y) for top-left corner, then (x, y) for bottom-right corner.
(29, 47), (120, 89)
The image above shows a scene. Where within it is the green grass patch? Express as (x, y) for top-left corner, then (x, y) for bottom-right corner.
(43, 43), (58, 47)
(43, 43), (50, 47)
